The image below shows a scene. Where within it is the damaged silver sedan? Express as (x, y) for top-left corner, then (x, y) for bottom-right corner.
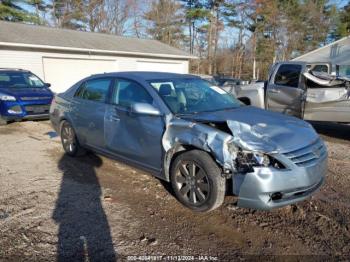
(50, 72), (327, 212)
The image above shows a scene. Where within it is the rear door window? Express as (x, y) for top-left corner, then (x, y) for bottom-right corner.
(274, 64), (302, 88)
(75, 78), (112, 103)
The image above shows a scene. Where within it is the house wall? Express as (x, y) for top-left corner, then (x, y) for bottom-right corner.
(293, 37), (350, 70)
(0, 48), (189, 93)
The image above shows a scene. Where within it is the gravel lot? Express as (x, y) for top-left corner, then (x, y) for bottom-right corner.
(0, 120), (349, 261)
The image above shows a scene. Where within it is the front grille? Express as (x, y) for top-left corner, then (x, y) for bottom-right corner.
(24, 105), (50, 115)
(21, 96), (51, 101)
(283, 138), (327, 167)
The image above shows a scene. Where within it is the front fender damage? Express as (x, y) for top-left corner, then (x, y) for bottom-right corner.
(161, 116), (277, 208)
(162, 116), (236, 181)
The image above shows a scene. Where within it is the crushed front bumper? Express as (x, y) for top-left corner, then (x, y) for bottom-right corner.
(233, 153), (327, 210)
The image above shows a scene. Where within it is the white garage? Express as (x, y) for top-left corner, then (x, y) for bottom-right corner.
(0, 21), (193, 93)
(42, 58), (117, 93)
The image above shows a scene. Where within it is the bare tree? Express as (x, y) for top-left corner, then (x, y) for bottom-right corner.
(144, 0), (186, 48)
(83, 0), (135, 35)
(127, 0), (149, 38)
(85, 0), (104, 32)
(101, 0), (131, 35)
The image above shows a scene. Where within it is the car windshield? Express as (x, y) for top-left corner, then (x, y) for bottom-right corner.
(150, 78), (241, 115)
(0, 71), (46, 88)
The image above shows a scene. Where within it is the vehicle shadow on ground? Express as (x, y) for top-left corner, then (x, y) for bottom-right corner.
(53, 153), (117, 261)
(310, 121), (350, 141)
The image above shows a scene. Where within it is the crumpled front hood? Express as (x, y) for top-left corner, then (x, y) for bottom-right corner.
(185, 106), (319, 153)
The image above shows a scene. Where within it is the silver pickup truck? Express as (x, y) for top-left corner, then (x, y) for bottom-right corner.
(222, 61), (350, 122)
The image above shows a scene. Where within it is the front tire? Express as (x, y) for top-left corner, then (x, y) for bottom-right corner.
(170, 150), (226, 212)
(0, 116), (8, 126)
(60, 121), (85, 157)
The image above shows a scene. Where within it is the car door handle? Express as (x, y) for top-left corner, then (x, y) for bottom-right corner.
(268, 89), (280, 93)
(112, 116), (120, 122)
(107, 114), (120, 122)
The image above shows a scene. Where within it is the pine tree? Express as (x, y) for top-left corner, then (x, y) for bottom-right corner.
(180, 0), (208, 54)
(27, 0), (51, 24)
(52, 0), (86, 29)
(337, 2), (350, 37)
(0, 0), (38, 22)
(144, 0), (186, 48)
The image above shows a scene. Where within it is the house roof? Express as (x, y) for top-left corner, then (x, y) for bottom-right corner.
(293, 36), (350, 65)
(0, 21), (195, 59)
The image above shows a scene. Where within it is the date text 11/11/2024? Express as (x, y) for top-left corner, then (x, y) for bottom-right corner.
(126, 255), (219, 261)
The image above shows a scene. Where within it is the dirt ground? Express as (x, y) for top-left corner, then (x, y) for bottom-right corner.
(0, 120), (349, 261)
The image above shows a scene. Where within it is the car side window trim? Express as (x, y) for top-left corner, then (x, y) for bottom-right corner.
(74, 82), (86, 98)
(74, 77), (113, 104)
(274, 64), (302, 88)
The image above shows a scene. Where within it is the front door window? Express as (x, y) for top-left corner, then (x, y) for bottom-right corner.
(274, 64), (302, 88)
(111, 79), (153, 107)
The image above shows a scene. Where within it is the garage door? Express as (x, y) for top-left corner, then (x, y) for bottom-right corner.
(137, 61), (185, 74)
(43, 58), (117, 93)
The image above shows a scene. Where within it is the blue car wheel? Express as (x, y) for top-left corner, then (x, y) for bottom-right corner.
(60, 121), (85, 157)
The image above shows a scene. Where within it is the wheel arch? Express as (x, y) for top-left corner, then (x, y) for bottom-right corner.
(58, 116), (84, 146)
(58, 117), (68, 134)
(58, 115), (76, 134)
(163, 143), (223, 182)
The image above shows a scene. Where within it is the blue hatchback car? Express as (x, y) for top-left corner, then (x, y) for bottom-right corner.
(0, 69), (53, 125)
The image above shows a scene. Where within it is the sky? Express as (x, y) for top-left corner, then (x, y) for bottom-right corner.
(330, 0), (348, 7)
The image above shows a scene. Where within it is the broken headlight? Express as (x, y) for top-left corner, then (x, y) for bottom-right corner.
(235, 151), (285, 173)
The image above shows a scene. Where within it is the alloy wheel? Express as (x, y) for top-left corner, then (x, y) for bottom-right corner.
(61, 123), (76, 153)
(174, 161), (210, 206)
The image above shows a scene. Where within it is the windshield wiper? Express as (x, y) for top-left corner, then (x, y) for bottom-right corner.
(175, 106), (239, 117)
(175, 112), (199, 117)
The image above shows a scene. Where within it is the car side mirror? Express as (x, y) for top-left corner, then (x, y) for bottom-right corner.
(45, 83), (51, 88)
(131, 103), (162, 116)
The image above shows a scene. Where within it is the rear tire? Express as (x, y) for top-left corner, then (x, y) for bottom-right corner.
(170, 150), (226, 212)
(60, 121), (85, 157)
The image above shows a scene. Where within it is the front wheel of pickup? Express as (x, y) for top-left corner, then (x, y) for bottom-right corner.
(170, 150), (226, 212)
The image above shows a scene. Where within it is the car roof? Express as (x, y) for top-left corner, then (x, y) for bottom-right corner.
(215, 76), (240, 80)
(274, 61), (331, 66)
(0, 68), (29, 72)
(89, 71), (200, 81)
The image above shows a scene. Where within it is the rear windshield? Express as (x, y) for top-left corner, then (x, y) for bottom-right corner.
(0, 71), (46, 88)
